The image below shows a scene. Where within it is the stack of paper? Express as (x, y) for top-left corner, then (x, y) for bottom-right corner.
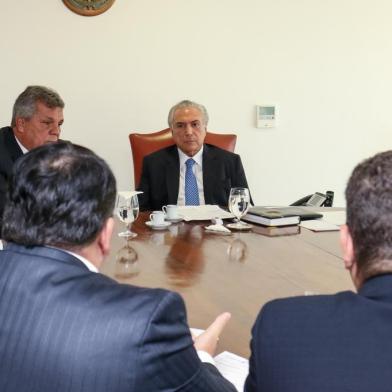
(300, 210), (346, 232)
(215, 351), (249, 391)
(190, 328), (248, 391)
(300, 220), (340, 232)
(178, 205), (234, 221)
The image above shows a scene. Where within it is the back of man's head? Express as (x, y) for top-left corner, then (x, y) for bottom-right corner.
(2, 142), (116, 250)
(11, 85), (64, 127)
(346, 150), (392, 280)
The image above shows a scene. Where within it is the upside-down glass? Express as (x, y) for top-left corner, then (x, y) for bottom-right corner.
(228, 187), (250, 229)
(115, 241), (139, 278)
(116, 194), (139, 238)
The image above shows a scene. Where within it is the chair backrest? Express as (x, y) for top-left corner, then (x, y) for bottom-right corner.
(129, 128), (237, 188)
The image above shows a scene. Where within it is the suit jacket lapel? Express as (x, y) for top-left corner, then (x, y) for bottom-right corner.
(202, 144), (217, 204)
(165, 146), (180, 204)
(5, 127), (23, 162)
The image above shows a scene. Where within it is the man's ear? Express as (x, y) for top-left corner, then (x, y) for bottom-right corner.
(340, 224), (355, 270)
(97, 217), (114, 257)
(14, 117), (25, 133)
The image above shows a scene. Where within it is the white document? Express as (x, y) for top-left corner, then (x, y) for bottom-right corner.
(190, 328), (249, 392)
(215, 351), (249, 392)
(178, 205), (234, 221)
(320, 210), (346, 225)
(300, 210), (346, 232)
(300, 220), (340, 232)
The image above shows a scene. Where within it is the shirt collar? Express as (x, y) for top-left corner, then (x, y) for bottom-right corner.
(178, 145), (204, 167)
(46, 246), (99, 273)
(13, 134), (29, 154)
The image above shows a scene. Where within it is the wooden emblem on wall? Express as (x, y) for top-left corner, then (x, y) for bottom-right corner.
(63, 0), (115, 16)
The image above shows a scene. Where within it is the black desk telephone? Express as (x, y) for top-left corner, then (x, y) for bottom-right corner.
(291, 191), (334, 207)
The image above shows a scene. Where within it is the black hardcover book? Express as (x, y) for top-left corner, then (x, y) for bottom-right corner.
(243, 206), (322, 227)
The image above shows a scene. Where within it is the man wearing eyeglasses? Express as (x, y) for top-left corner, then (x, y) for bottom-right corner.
(137, 100), (250, 210)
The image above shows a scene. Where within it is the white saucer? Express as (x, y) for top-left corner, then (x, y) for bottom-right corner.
(165, 216), (183, 223)
(145, 221), (171, 230)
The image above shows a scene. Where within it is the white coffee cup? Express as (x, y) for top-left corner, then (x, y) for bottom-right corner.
(149, 210), (165, 225)
(162, 204), (179, 220)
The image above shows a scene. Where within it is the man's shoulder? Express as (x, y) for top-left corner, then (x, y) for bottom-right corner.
(258, 291), (357, 327)
(204, 143), (238, 158)
(144, 144), (178, 161)
(0, 126), (22, 163)
(2, 243), (179, 314)
(0, 126), (13, 146)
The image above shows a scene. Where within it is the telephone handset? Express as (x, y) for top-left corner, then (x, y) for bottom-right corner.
(290, 191), (334, 207)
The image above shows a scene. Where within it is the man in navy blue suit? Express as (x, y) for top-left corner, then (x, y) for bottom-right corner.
(246, 150), (392, 392)
(0, 141), (235, 392)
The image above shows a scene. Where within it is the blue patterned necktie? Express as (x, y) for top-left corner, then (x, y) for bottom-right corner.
(185, 158), (200, 205)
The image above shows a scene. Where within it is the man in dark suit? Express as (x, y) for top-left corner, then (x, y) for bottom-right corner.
(245, 150), (392, 392)
(0, 85), (64, 232)
(137, 100), (250, 210)
(0, 141), (235, 392)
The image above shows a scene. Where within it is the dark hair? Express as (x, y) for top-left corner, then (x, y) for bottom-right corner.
(2, 142), (116, 250)
(11, 85), (64, 127)
(346, 150), (392, 280)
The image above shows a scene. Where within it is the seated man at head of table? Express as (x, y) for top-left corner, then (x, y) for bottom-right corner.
(137, 99), (250, 210)
(0, 85), (64, 231)
(245, 150), (392, 392)
(0, 141), (236, 392)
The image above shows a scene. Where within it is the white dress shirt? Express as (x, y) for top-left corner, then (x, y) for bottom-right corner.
(59, 248), (99, 273)
(14, 134), (29, 154)
(177, 147), (206, 206)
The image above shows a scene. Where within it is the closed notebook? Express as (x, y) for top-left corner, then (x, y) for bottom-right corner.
(243, 206), (322, 227)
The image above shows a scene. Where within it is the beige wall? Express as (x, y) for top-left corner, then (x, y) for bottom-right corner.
(1, 1), (392, 206)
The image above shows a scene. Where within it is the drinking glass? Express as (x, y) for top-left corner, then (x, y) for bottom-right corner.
(227, 187), (251, 229)
(115, 241), (139, 278)
(116, 194), (139, 238)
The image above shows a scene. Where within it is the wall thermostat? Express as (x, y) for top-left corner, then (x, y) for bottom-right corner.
(256, 105), (276, 128)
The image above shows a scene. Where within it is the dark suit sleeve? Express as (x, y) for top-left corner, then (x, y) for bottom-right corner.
(233, 155), (249, 188)
(137, 157), (152, 211)
(0, 166), (9, 233)
(244, 310), (262, 391)
(245, 302), (276, 392)
(136, 290), (236, 391)
(231, 154), (253, 205)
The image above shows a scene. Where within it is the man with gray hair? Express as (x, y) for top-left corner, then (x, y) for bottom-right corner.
(0, 85), (64, 231)
(138, 100), (250, 210)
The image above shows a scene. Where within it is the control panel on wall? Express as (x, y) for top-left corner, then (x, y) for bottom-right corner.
(256, 105), (276, 128)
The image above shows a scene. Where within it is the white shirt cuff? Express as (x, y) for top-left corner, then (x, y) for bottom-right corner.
(197, 350), (216, 366)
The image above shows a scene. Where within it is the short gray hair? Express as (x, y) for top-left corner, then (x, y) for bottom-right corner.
(168, 100), (209, 128)
(11, 86), (64, 127)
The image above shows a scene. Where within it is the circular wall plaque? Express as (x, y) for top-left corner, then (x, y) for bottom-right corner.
(63, 0), (115, 16)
